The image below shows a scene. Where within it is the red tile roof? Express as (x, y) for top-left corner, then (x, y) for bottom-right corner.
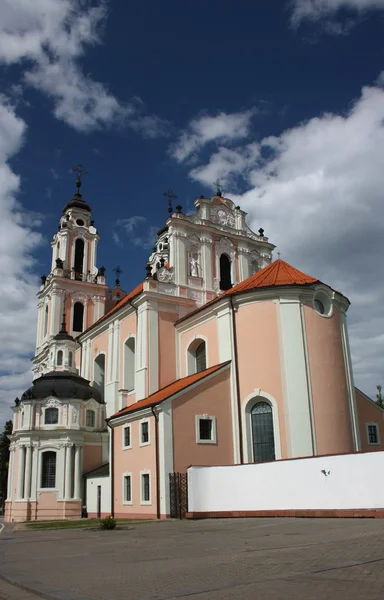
(223, 259), (318, 295)
(176, 259), (319, 324)
(79, 281), (143, 337)
(109, 361), (230, 421)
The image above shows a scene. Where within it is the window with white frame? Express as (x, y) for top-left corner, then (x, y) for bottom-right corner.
(41, 451), (56, 488)
(123, 425), (131, 449)
(140, 420), (150, 445)
(57, 350), (63, 366)
(367, 423), (380, 445)
(187, 339), (207, 375)
(141, 472), (151, 503)
(123, 474), (132, 503)
(86, 409), (96, 428)
(196, 415), (217, 444)
(124, 338), (135, 392)
(45, 407), (59, 425)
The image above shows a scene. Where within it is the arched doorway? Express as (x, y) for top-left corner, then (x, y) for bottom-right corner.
(219, 254), (232, 290)
(251, 402), (275, 463)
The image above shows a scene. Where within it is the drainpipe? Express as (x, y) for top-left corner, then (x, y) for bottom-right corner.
(229, 295), (244, 465)
(151, 405), (161, 519)
(106, 419), (114, 518)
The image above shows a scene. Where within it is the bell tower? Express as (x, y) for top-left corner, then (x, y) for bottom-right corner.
(33, 166), (108, 379)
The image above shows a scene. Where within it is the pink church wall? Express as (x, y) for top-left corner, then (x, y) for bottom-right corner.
(172, 368), (233, 472)
(179, 318), (219, 378)
(303, 304), (354, 455)
(355, 389), (384, 452)
(113, 417), (158, 518)
(83, 444), (103, 474)
(158, 312), (178, 388)
(235, 301), (288, 458)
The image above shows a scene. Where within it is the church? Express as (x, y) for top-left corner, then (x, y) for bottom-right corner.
(4, 174), (384, 522)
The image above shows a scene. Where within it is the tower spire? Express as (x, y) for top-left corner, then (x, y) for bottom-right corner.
(163, 188), (177, 215)
(72, 164), (87, 196)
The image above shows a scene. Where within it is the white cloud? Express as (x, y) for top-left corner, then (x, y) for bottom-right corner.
(182, 77), (384, 398)
(0, 0), (167, 135)
(117, 216), (147, 233)
(171, 109), (257, 163)
(0, 97), (42, 427)
(291, 0), (384, 26)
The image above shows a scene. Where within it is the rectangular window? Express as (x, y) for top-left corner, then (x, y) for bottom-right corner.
(123, 425), (131, 449)
(199, 418), (212, 440)
(124, 475), (132, 503)
(367, 424), (379, 444)
(141, 473), (150, 503)
(196, 415), (217, 444)
(141, 421), (149, 444)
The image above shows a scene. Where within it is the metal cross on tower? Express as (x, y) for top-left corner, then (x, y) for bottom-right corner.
(163, 188), (177, 214)
(113, 265), (123, 286)
(72, 164), (87, 192)
(214, 179), (222, 196)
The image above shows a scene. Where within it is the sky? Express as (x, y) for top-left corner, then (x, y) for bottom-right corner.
(0, 0), (384, 426)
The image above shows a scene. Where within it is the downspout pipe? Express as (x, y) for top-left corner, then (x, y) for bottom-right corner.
(229, 295), (244, 465)
(151, 405), (161, 519)
(106, 419), (114, 518)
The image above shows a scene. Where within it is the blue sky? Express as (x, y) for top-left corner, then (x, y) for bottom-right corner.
(1, 0), (384, 424)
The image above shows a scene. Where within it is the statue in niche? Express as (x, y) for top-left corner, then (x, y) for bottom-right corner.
(189, 254), (200, 277)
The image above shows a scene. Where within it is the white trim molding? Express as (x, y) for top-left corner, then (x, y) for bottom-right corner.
(139, 418), (150, 447)
(122, 424), (132, 450)
(195, 415), (217, 444)
(242, 390), (282, 463)
(140, 469), (152, 505)
(185, 333), (209, 376)
(122, 472), (133, 505)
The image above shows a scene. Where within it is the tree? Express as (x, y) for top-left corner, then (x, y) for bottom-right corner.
(0, 420), (13, 499)
(376, 385), (384, 409)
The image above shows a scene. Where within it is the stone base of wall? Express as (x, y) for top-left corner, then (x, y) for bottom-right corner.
(4, 499), (82, 522)
(186, 509), (384, 519)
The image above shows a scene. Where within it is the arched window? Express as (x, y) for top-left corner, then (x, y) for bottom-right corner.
(74, 238), (84, 277)
(94, 354), (105, 402)
(219, 254), (232, 290)
(251, 402), (275, 463)
(41, 451), (56, 488)
(44, 305), (49, 337)
(187, 339), (207, 375)
(68, 352), (73, 367)
(73, 302), (84, 332)
(124, 338), (135, 392)
(86, 409), (96, 428)
(57, 350), (63, 366)
(45, 407), (59, 425)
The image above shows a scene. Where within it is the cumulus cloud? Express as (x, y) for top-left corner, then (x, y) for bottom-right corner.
(0, 97), (42, 426)
(115, 217), (157, 250)
(181, 77), (384, 398)
(0, 0), (167, 134)
(171, 109), (257, 163)
(291, 0), (384, 26)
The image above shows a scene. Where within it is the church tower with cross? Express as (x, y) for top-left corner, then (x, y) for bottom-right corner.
(33, 166), (109, 379)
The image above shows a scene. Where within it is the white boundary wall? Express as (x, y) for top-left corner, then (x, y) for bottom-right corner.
(86, 475), (111, 515)
(188, 452), (384, 513)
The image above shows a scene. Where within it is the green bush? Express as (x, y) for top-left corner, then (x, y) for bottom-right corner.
(100, 515), (116, 530)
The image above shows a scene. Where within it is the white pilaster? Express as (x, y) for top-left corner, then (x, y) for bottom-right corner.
(201, 237), (213, 291)
(217, 305), (240, 464)
(36, 303), (43, 349)
(73, 445), (82, 499)
(30, 444), (38, 500)
(24, 445), (32, 500)
(65, 444), (73, 499)
(136, 303), (148, 401)
(107, 323), (114, 384)
(277, 297), (314, 458)
(158, 404), (174, 516)
(112, 321), (120, 382)
(49, 290), (61, 337)
(6, 447), (15, 501)
(148, 304), (159, 395)
(17, 445), (25, 500)
(340, 310), (361, 451)
(175, 234), (187, 287)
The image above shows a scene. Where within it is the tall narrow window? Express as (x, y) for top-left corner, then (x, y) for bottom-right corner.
(45, 407), (59, 425)
(251, 402), (275, 463)
(74, 238), (84, 277)
(86, 409), (96, 428)
(41, 452), (56, 488)
(94, 354), (105, 402)
(73, 302), (84, 332)
(68, 352), (73, 367)
(57, 350), (63, 366)
(195, 342), (206, 373)
(124, 475), (132, 503)
(124, 338), (135, 392)
(44, 305), (49, 337)
(141, 473), (150, 503)
(219, 254), (232, 290)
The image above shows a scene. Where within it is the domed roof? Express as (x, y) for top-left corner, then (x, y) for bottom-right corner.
(21, 371), (102, 403)
(63, 192), (91, 214)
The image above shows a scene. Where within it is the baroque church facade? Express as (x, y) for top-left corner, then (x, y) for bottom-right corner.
(5, 178), (384, 521)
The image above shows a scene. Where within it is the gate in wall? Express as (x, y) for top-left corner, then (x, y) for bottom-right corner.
(169, 472), (188, 519)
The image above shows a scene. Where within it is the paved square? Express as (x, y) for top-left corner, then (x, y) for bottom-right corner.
(1, 518), (384, 599)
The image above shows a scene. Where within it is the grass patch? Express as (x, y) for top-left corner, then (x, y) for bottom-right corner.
(24, 518), (152, 530)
